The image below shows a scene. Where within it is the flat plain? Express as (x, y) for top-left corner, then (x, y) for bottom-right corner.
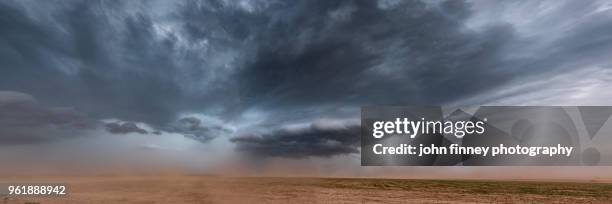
(2, 176), (612, 203)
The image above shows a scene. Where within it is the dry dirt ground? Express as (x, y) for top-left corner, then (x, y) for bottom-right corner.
(2, 176), (612, 203)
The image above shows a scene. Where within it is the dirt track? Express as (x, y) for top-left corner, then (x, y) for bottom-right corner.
(2, 176), (612, 203)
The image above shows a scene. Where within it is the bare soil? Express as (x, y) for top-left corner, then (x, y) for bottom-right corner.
(2, 176), (612, 203)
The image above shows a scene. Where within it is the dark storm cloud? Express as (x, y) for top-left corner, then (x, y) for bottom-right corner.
(1, 0), (612, 156)
(219, 0), (611, 157)
(231, 119), (360, 158)
(190, 0), (518, 156)
(0, 91), (95, 144)
(188, 0), (611, 111)
(219, 0), (516, 108)
(0, 0), (230, 127)
(104, 122), (148, 134)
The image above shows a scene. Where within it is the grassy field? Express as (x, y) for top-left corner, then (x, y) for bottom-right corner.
(2, 176), (612, 203)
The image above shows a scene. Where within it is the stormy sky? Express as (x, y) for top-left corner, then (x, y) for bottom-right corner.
(1, 0), (612, 174)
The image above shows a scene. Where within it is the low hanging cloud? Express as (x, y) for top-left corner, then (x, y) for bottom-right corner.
(0, 91), (95, 144)
(165, 117), (234, 143)
(231, 119), (360, 158)
(104, 122), (148, 135)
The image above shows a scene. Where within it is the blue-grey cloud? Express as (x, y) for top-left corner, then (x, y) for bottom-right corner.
(231, 119), (360, 158)
(1, 0), (611, 156)
(165, 116), (234, 143)
(104, 121), (148, 135)
(0, 91), (95, 144)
